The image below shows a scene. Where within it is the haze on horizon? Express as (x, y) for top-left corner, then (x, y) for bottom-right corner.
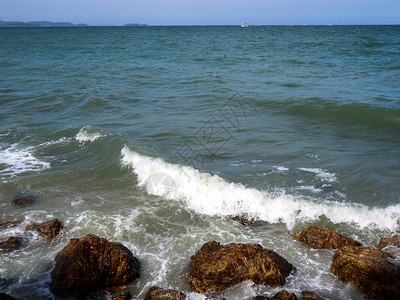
(1, 0), (399, 26)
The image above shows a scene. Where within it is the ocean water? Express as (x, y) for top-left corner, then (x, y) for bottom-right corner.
(0, 25), (399, 299)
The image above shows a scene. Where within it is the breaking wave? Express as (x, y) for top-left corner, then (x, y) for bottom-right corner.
(121, 146), (400, 231)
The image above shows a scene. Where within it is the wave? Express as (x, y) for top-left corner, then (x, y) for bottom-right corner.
(75, 126), (106, 143)
(254, 97), (400, 132)
(0, 144), (50, 177)
(298, 168), (337, 183)
(121, 146), (400, 231)
(285, 98), (400, 130)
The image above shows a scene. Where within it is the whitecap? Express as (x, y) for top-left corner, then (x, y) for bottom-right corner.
(75, 126), (106, 143)
(0, 144), (50, 176)
(38, 137), (72, 147)
(294, 185), (323, 193)
(121, 146), (400, 231)
(272, 166), (289, 173)
(298, 167), (337, 183)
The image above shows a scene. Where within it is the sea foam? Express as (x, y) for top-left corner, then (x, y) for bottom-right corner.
(121, 146), (400, 231)
(75, 126), (106, 143)
(0, 144), (50, 176)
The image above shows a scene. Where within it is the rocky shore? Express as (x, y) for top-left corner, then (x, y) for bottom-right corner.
(2, 194), (400, 299)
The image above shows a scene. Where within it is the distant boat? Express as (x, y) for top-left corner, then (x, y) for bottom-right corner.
(241, 23), (248, 28)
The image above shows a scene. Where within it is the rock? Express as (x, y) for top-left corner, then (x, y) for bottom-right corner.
(11, 193), (37, 206)
(25, 219), (63, 241)
(188, 241), (294, 293)
(0, 220), (22, 228)
(144, 286), (186, 300)
(87, 285), (131, 300)
(331, 246), (400, 299)
(378, 235), (400, 256)
(292, 225), (361, 250)
(301, 291), (324, 300)
(50, 234), (140, 297)
(271, 290), (297, 300)
(252, 291), (297, 300)
(232, 215), (270, 227)
(0, 237), (22, 251)
(0, 293), (18, 300)
(379, 235), (400, 250)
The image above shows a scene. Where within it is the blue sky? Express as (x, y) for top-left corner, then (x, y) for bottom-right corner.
(1, 0), (399, 25)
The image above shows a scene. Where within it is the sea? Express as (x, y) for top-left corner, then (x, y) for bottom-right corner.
(0, 25), (399, 300)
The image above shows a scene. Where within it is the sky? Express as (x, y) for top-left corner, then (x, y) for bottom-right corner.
(0, 0), (399, 26)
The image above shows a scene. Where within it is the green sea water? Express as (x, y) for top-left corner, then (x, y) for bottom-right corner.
(0, 25), (399, 299)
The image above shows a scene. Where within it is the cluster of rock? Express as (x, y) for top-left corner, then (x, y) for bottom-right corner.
(292, 225), (400, 300)
(1, 194), (64, 252)
(3, 192), (400, 299)
(46, 236), (297, 299)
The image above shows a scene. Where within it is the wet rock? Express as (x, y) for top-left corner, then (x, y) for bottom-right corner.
(252, 291), (297, 300)
(331, 246), (400, 299)
(232, 215), (271, 227)
(50, 234), (140, 297)
(301, 291), (324, 300)
(87, 285), (131, 300)
(292, 225), (361, 250)
(188, 241), (294, 293)
(0, 293), (18, 300)
(25, 219), (63, 241)
(271, 290), (297, 300)
(378, 235), (400, 256)
(0, 237), (22, 251)
(379, 235), (400, 250)
(144, 286), (186, 300)
(11, 193), (37, 206)
(0, 220), (22, 228)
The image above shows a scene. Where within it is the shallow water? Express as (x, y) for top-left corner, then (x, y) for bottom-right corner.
(0, 25), (399, 299)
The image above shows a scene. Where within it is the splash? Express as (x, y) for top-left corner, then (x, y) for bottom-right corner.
(121, 146), (400, 231)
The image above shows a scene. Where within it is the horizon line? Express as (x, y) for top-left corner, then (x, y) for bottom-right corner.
(1, 22), (400, 27)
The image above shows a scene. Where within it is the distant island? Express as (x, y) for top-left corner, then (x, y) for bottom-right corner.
(0, 20), (148, 27)
(123, 23), (148, 26)
(0, 20), (88, 27)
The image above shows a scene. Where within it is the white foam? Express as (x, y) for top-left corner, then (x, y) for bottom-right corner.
(295, 185), (323, 193)
(121, 146), (400, 231)
(38, 137), (72, 147)
(299, 167), (337, 183)
(272, 166), (289, 173)
(0, 144), (50, 176)
(75, 126), (105, 143)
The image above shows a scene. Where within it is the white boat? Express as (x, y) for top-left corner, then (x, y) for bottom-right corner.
(241, 23), (248, 28)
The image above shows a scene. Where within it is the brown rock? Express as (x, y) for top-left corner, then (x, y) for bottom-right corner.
(87, 285), (131, 300)
(50, 234), (140, 297)
(378, 235), (400, 256)
(0, 237), (22, 251)
(379, 235), (400, 250)
(292, 225), (361, 250)
(271, 290), (297, 300)
(25, 219), (63, 241)
(144, 286), (186, 300)
(188, 241), (294, 293)
(12, 193), (37, 206)
(0, 220), (22, 228)
(331, 246), (400, 299)
(301, 291), (324, 300)
(252, 291), (297, 300)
